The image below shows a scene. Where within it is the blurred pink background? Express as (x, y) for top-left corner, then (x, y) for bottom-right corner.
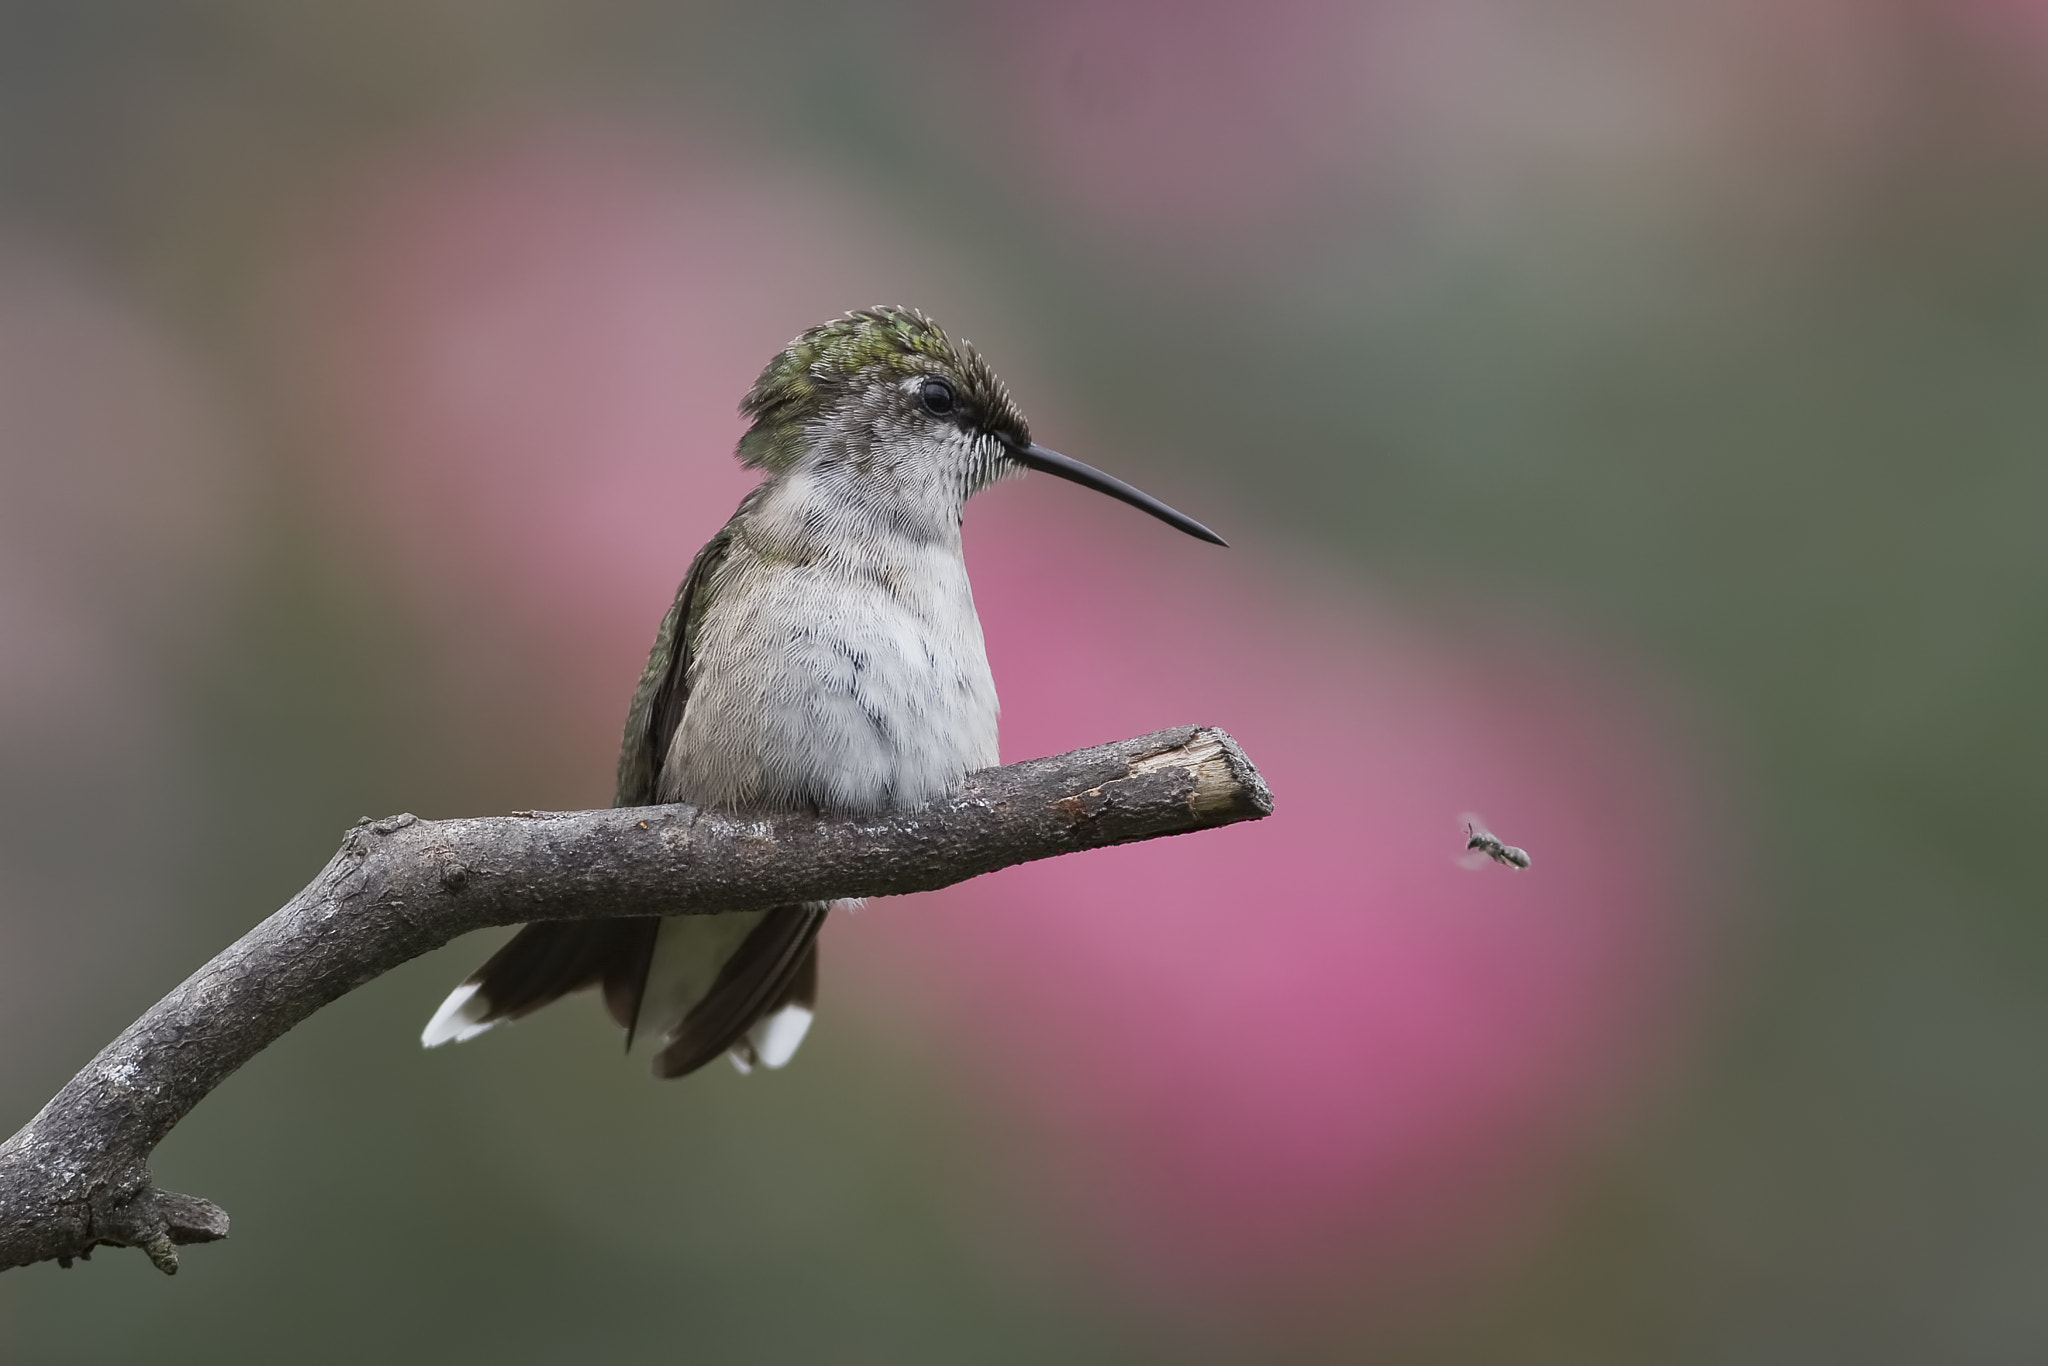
(8, 2), (2039, 1359)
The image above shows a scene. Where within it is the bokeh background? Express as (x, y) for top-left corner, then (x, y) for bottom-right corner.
(2, 2), (2045, 1361)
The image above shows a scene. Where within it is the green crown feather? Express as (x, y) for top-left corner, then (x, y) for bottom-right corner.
(737, 307), (1027, 471)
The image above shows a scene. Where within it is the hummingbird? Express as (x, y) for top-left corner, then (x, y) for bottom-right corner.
(421, 307), (1224, 1078)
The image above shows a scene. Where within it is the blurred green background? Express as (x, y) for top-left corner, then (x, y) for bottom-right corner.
(5, 2), (2048, 1361)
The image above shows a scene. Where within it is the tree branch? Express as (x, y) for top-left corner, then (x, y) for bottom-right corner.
(0, 726), (1270, 1276)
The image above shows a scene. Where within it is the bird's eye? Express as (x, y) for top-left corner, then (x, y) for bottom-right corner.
(918, 376), (957, 417)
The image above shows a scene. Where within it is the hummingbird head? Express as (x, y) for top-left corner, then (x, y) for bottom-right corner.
(737, 307), (1224, 546)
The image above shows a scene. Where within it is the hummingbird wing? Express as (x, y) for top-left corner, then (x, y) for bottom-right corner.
(421, 521), (739, 1050)
(603, 518), (747, 1045)
(616, 516), (743, 809)
(424, 489), (829, 1076)
(621, 498), (829, 1074)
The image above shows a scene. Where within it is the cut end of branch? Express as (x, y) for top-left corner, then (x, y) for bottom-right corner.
(1130, 728), (1273, 821)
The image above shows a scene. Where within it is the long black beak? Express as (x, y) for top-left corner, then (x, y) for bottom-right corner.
(1001, 437), (1227, 546)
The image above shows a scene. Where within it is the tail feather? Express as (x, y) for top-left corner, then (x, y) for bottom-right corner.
(604, 921), (661, 1044)
(732, 942), (818, 1073)
(420, 909), (826, 1080)
(652, 905), (825, 1079)
(419, 919), (658, 1048)
(420, 981), (492, 1046)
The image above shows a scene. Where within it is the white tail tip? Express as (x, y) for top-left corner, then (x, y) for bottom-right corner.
(421, 981), (495, 1047)
(749, 1004), (814, 1070)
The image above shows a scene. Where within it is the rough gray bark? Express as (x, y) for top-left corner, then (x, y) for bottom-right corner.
(0, 726), (1270, 1276)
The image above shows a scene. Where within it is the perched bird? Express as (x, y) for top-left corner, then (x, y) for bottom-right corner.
(422, 307), (1224, 1078)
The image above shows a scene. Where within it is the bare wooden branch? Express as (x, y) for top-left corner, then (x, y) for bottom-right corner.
(0, 726), (1270, 1276)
